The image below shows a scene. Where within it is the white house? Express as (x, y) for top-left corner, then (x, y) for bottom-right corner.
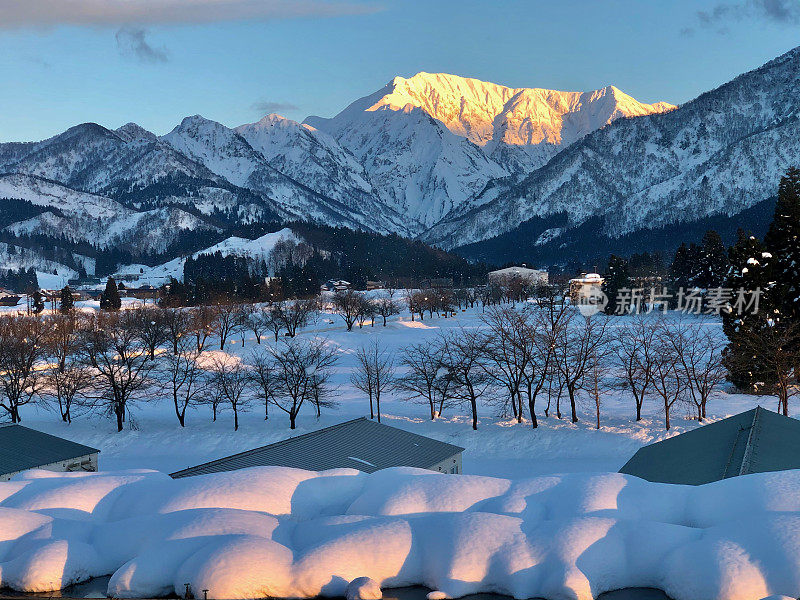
(488, 266), (548, 287)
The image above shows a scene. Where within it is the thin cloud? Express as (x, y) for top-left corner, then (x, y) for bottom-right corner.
(251, 100), (299, 114)
(0, 0), (382, 28)
(116, 27), (169, 63)
(696, 0), (800, 28)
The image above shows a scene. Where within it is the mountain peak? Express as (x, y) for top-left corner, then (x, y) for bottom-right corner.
(115, 122), (157, 143)
(364, 72), (675, 148)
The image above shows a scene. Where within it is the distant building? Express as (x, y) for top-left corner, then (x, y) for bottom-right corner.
(420, 277), (454, 289)
(0, 289), (22, 307)
(366, 281), (385, 291)
(321, 280), (352, 292)
(170, 417), (465, 478)
(67, 277), (102, 288)
(0, 425), (99, 481)
(125, 286), (160, 301)
(569, 273), (604, 303)
(488, 266), (549, 287)
(620, 407), (800, 485)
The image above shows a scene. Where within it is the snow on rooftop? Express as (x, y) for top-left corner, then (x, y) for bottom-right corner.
(1, 466), (800, 599)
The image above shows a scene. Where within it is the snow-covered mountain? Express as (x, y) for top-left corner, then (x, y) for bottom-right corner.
(1, 49), (798, 270)
(114, 227), (297, 287)
(305, 72), (673, 227)
(0, 173), (217, 253)
(163, 115), (411, 235)
(423, 47), (800, 252)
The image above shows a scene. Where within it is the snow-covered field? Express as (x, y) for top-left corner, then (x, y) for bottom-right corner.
(13, 304), (776, 478)
(1, 304), (792, 599)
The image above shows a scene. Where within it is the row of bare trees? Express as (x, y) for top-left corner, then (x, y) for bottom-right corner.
(0, 303), (336, 431)
(344, 305), (730, 431)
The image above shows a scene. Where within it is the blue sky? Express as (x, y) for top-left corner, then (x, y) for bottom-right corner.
(0, 0), (798, 142)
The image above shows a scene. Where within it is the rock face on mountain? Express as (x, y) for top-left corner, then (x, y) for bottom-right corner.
(423, 47), (800, 252)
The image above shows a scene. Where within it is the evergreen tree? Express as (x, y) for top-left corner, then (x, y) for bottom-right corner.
(59, 285), (75, 313)
(31, 290), (45, 314)
(100, 277), (122, 311)
(764, 166), (800, 322)
(721, 230), (774, 390)
(695, 230), (729, 289)
(602, 254), (630, 315)
(669, 242), (700, 291)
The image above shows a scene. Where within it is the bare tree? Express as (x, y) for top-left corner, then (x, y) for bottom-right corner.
(0, 316), (46, 423)
(280, 299), (317, 337)
(553, 312), (607, 423)
(41, 361), (94, 424)
(248, 350), (280, 420)
(47, 313), (84, 373)
(613, 314), (661, 421)
(651, 337), (687, 430)
(191, 305), (216, 352)
(162, 334), (209, 427)
(398, 340), (444, 420)
(582, 339), (613, 430)
(376, 290), (400, 326)
(242, 304), (270, 344)
(665, 319), (727, 421)
(131, 306), (169, 360)
(163, 308), (192, 355)
(80, 312), (156, 431)
(265, 305), (285, 342)
(211, 303), (239, 350)
(521, 309), (563, 428)
(351, 340), (396, 422)
(333, 289), (362, 331)
(269, 338), (339, 428)
(522, 289), (570, 424)
(481, 306), (531, 423)
(440, 329), (492, 430)
(729, 319), (800, 416)
(356, 296), (376, 328)
(208, 356), (252, 430)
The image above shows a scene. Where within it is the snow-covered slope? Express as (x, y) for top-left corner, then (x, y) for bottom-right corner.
(0, 174), (217, 253)
(235, 115), (413, 235)
(305, 72), (673, 227)
(163, 116), (409, 235)
(115, 228), (297, 286)
(423, 47), (800, 250)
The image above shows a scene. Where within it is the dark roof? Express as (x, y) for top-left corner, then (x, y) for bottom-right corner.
(0, 425), (100, 476)
(170, 418), (464, 478)
(620, 407), (800, 485)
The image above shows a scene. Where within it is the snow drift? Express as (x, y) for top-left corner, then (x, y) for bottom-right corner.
(1, 466), (799, 600)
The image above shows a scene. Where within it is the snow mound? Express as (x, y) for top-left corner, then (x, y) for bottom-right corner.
(346, 577), (382, 600)
(2, 467), (800, 599)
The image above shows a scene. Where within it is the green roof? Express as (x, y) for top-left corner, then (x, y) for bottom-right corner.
(620, 407), (800, 485)
(0, 425), (99, 477)
(171, 418), (464, 478)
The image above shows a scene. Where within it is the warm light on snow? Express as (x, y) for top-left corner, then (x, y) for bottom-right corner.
(2, 466), (800, 599)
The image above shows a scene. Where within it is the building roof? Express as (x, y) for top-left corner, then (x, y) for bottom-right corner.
(0, 425), (100, 477)
(619, 407), (800, 485)
(489, 266), (546, 276)
(170, 418), (465, 478)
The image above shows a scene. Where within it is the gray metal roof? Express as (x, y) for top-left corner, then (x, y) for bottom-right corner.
(170, 418), (465, 478)
(620, 406), (800, 485)
(0, 424), (99, 476)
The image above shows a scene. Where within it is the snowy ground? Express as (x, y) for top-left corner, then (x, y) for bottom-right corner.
(13, 304), (778, 480)
(2, 304), (795, 600)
